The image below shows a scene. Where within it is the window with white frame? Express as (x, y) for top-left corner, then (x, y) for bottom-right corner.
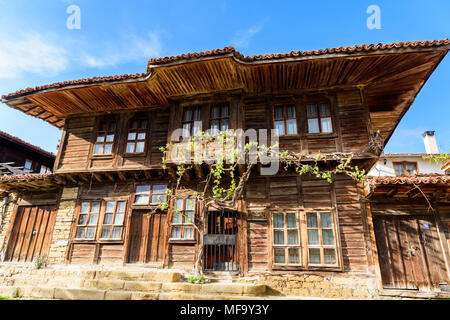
(171, 198), (195, 239)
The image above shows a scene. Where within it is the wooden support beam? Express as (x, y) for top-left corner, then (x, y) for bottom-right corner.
(144, 170), (152, 180)
(117, 171), (127, 181)
(78, 174), (90, 183)
(105, 172), (115, 182)
(92, 173), (103, 183)
(63, 174), (78, 184)
(184, 168), (192, 182)
(167, 166), (177, 180)
(385, 187), (398, 198)
(194, 164), (204, 180)
(133, 171), (140, 181)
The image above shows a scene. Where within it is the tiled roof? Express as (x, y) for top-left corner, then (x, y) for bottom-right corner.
(2, 39), (449, 100)
(0, 173), (54, 182)
(381, 153), (442, 157)
(0, 130), (56, 159)
(367, 174), (450, 185)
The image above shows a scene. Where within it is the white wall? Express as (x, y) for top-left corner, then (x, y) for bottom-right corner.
(368, 156), (445, 177)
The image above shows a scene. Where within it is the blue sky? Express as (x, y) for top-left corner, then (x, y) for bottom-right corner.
(0, 0), (448, 154)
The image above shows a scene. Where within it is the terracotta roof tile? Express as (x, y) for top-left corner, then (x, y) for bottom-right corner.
(2, 39), (449, 101)
(367, 174), (450, 185)
(0, 173), (54, 182)
(0, 130), (56, 159)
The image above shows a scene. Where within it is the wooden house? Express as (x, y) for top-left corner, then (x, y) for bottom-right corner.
(0, 40), (449, 299)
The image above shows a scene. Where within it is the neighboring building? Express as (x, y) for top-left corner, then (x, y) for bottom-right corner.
(0, 130), (55, 175)
(368, 131), (446, 177)
(0, 40), (449, 300)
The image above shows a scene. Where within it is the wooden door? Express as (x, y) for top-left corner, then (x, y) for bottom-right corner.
(203, 211), (239, 271)
(5, 205), (57, 262)
(127, 211), (167, 263)
(374, 215), (449, 291)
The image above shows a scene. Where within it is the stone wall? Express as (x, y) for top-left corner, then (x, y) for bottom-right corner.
(0, 192), (19, 261)
(242, 273), (379, 298)
(47, 186), (79, 264)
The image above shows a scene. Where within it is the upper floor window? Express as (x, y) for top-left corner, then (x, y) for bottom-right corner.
(306, 103), (333, 134)
(126, 119), (148, 153)
(393, 162), (417, 176)
(94, 121), (116, 155)
(24, 159), (33, 173)
(210, 103), (230, 134)
(40, 165), (52, 174)
(134, 184), (167, 205)
(100, 201), (126, 240)
(171, 198), (196, 239)
(182, 106), (202, 137)
(273, 104), (297, 136)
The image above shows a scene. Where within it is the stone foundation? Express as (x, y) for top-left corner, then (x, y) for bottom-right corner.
(0, 192), (18, 261)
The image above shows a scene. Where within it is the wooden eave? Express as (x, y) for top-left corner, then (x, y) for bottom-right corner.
(2, 43), (449, 149)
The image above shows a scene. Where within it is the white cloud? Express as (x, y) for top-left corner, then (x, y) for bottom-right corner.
(79, 31), (162, 68)
(0, 32), (68, 78)
(231, 24), (264, 48)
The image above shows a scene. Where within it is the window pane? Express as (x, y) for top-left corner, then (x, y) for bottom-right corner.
(274, 106), (284, 119)
(91, 202), (100, 213)
(75, 227), (84, 239)
(306, 104), (318, 117)
(128, 131), (137, 140)
(114, 213), (124, 225)
(211, 120), (220, 134)
(274, 121), (285, 135)
(307, 212), (318, 228)
(151, 195), (164, 203)
(322, 229), (334, 245)
(136, 142), (145, 153)
(116, 201), (126, 212)
(140, 120), (147, 129)
(309, 248), (321, 264)
(88, 213), (98, 225)
(106, 133), (114, 142)
(324, 249), (336, 264)
(78, 214), (88, 225)
(273, 230), (284, 245)
(222, 105), (229, 117)
(183, 227), (193, 239)
(286, 119), (297, 134)
(221, 119), (229, 132)
(193, 108), (201, 121)
(106, 201), (115, 213)
(130, 120), (138, 129)
(172, 211), (182, 224)
(183, 109), (192, 121)
(287, 230), (298, 245)
(85, 227), (96, 239)
(134, 195), (148, 204)
(321, 117), (333, 133)
(109, 122), (116, 130)
(193, 121), (202, 136)
(172, 226), (181, 238)
(81, 202), (90, 213)
(273, 213), (284, 229)
(104, 143), (113, 154)
(136, 185), (150, 194)
(137, 132), (146, 140)
(186, 199), (195, 211)
(211, 106), (220, 118)
(182, 123), (191, 137)
(101, 226), (111, 239)
(274, 248), (285, 264)
(319, 103), (330, 116)
(308, 230), (319, 245)
(308, 119), (320, 133)
(288, 248), (300, 264)
(286, 105), (296, 118)
(96, 134), (105, 143)
(321, 212), (332, 228)
(153, 185), (167, 194)
(93, 144), (103, 155)
(394, 164), (404, 176)
(286, 213), (297, 228)
(112, 227), (122, 239)
(405, 164), (416, 175)
(104, 213), (113, 224)
(175, 199), (184, 210)
(185, 211), (195, 223)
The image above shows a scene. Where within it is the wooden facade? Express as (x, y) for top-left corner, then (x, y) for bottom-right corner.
(0, 41), (449, 297)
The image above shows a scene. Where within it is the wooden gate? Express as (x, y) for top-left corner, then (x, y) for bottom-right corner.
(127, 211), (167, 263)
(374, 215), (449, 291)
(203, 211), (239, 271)
(5, 205), (57, 262)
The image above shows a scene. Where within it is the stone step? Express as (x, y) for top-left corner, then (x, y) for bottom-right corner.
(94, 270), (181, 282)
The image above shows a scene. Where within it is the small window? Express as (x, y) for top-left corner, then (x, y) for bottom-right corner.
(210, 103), (230, 134)
(75, 201), (101, 239)
(171, 198), (196, 239)
(125, 119), (148, 153)
(306, 103), (333, 133)
(134, 184), (167, 205)
(93, 121), (116, 155)
(272, 212), (301, 265)
(100, 201), (126, 240)
(393, 162), (417, 176)
(40, 165), (52, 174)
(306, 212), (337, 265)
(182, 106), (202, 137)
(24, 159), (33, 173)
(273, 104), (297, 136)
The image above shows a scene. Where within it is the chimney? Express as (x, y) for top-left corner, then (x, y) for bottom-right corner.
(422, 131), (439, 154)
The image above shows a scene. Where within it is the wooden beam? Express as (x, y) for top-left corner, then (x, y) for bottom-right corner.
(193, 164), (204, 180)
(92, 173), (103, 183)
(105, 172), (115, 182)
(144, 170), (152, 180)
(117, 171), (127, 181)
